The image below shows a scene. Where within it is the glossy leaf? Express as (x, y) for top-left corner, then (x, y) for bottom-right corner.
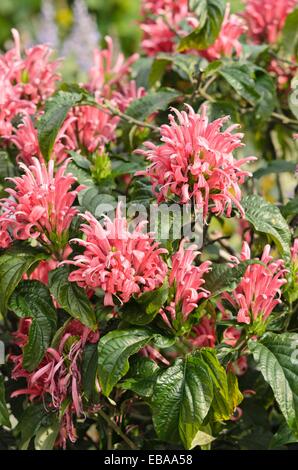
(178, 0), (226, 51)
(49, 266), (97, 330)
(9, 280), (57, 371)
(249, 333), (298, 436)
(0, 246), (47, 316)
(242, 195), (291, 260)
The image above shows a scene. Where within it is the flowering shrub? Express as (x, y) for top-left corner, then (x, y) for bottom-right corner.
(0, 0), (298, 451)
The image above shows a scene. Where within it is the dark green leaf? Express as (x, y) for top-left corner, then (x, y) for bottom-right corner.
(254, 71), (277, 120)
(219, 63), (260, 105)
(152, 354), (213, 446)
(97, 327), (172, 396)
(98, 328), (156, 396)
(120, 356), (160, 397)
(242, 195), (291, 259)
(78, 185), (115, 217)
(49, 266), (97, 330)
(270, 420), (298, 449)
(9, 280), (57, 371)
(16, 403), (47, 450)
(178, 0), (226, 51)
(82, 343), (98, 400)
(204, 261), (259, 297)
(37, 91), (84, 160)
(0, 245), (47, 316)
(125, 88), (181, 122)
(249, 333), (298, 436)
(149, 53), (203, 86)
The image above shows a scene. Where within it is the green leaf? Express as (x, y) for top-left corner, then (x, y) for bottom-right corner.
(241, 195), (291, 260)
(125, 88), (181, 122)
(97, 327), (172, 396)
(249, 333), (298, 436)
(152, 354), (213, 445)
(82, 343), (98, 400)
(219, 63), (260, 105)
(37, 91), (84, 160)
(0, 375), (10, 428)
(281, 196), (298, 220)
(254, 160), (296, 179)
(98, 328), (157, 396)
(149, 53), (203, 86)
(0, 245), (47, 316)
(78, 185), (115, 217)
(137, 279), (169, 316)
(48, 266), (97, 330)
(16, 403), (47, 450)
(270, 420), (298, 449)
(178, 0), (226, 51)
(204, 260), (259, 297)
(281, 8), (298, 59)
(196, 349), (243, 421)
(34, 415), (60, 450)
(254, 71), (277, 121)
(120, 356), (160, 397)
(9, 280), (57, 371)
(180, 423), (215, 450)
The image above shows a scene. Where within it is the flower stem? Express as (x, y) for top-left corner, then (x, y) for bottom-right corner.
(98, 408), (138, 450)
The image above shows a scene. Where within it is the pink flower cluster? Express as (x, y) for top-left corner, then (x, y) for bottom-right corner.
(10, 319), (99, 448)
(67, 205), (168, 306)
(0, 158), (82, 249)
(0, 29), (59, 139)
(137, 105), (256, 221)
(62, 36), (145, 157)
(218, 242), (287, 325)
(243, 0), (298, 44)
(160, 240), (211, 326)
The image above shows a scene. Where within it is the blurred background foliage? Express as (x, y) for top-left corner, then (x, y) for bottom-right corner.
(0, 0), (141, 55)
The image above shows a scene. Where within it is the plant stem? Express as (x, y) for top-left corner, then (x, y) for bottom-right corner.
(98, 408), (138, 450)
(272, 112), (298, 126)
(90, 100), (159, 132)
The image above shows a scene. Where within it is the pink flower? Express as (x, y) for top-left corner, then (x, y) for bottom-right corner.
(223, 326), (242, 347)
(10, 318), (99, 448)
(243, 0), (298, 44)
(0, 158), (82, 248)
(229, 356), (248, 376)
(137, 104), (256, 221)
(140, 0), (198, 55)
(0, 29), (59, 104)
(268, 59), (297, 88)
(291, 238), (298, 282)
(0, 29), (59, 139)
(67, 205), (168, 306)
(66, 104), (119, 154)
(160, 240), (211, 325)
(200, 5), (246, 61)
(112, 81), (146, 113)
(190, 316), (216, 348)
(88, 36), (139, 96)
(220, 242), (287, 325)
